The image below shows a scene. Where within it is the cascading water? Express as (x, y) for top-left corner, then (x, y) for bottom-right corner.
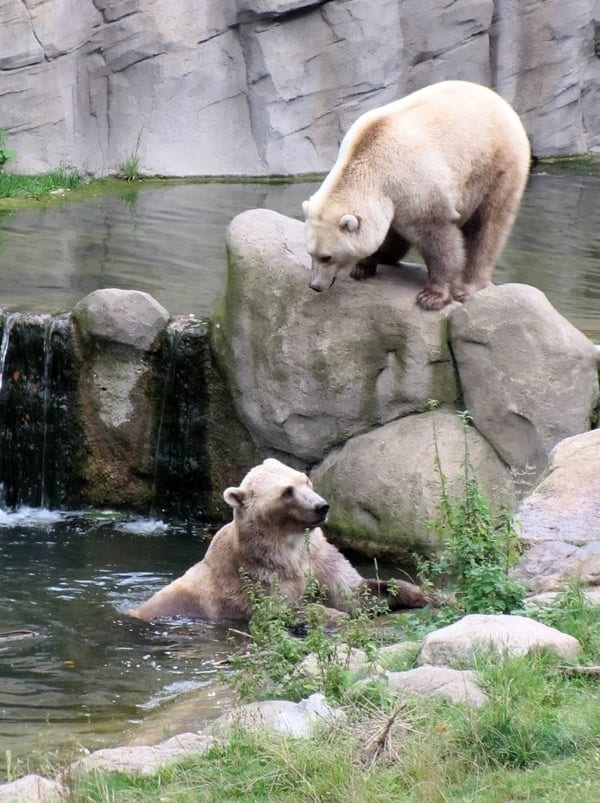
(0, 312), (22, 507)
(151, 319), (213, 521)
(0, 311), (82, 510)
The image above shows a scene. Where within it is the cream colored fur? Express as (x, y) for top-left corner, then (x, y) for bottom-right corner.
(304, 80), (531, 310)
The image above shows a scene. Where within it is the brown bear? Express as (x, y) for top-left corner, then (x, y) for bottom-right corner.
(128, 458), (427, 623)
(303, 80), (530, 310)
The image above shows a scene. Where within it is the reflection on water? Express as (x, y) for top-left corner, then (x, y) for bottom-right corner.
(0, 512), (233, 778)
(0, 172), (598, 340)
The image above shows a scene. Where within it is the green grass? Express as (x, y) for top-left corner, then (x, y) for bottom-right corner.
(0, 168), (83, 200)
(69, 631), (600, 802)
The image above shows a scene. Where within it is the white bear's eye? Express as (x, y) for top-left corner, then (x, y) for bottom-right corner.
(282, 486), (294, 499)
(319, 255), (332, 263)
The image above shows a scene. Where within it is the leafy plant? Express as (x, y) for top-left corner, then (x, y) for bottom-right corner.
(418, 409), (524, 616)
(0, 129), (17, 172)
(227, 569), (386, 703)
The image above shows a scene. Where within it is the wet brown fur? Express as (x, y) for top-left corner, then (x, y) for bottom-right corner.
(128, 459), (427, 624)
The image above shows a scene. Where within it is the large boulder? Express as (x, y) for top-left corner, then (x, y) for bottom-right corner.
(449, 283), (598, 476)
(514, 429), (600, 592)
(212, 209), (458, 464)
(311, 407), (513, 558)
(2, 1), (598, 176)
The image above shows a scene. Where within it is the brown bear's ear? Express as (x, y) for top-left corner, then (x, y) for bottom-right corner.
(223, 487), (245, 509)
(339, 213), (360, 232)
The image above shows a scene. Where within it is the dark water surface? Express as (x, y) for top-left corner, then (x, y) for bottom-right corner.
(0, 172), (598, 340)
(0, 511), (231, 778)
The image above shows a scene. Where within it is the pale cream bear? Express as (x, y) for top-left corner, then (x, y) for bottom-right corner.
(303, 80), (530, 310)
(129, 459), (427, 623)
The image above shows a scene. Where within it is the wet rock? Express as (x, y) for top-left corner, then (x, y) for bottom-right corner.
(73, 289), (170, 509)
(449, 284), (598, 477)
(385, 665), (487, 707)
(419, 613), (581, 666)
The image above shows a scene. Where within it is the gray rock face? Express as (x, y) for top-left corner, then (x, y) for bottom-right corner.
(213, 208), (457, 463)
(2, 1), (598, 176)
(514, 429), (600, 592)
(419, 613), (582, 666)
(449, 284), (599, 476)
(311, 408), (514, 556)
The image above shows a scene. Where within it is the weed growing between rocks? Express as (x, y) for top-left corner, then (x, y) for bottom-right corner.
(416, 408), (525, 618)
(529, 579), (600, 659)
(227, 570), (386, 703)
(0, 129), (16, 171)
(119, 132), (143, 181)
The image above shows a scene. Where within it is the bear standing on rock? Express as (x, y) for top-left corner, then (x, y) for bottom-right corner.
(128, 459), (427, 623)
(303, 80), (530, 310)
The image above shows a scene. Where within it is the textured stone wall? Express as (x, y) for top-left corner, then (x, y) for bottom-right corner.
(1, 0), (599, 176)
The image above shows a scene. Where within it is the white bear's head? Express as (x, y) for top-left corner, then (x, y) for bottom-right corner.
(223, 458), (329, 535)
(302, 195), (393, 292)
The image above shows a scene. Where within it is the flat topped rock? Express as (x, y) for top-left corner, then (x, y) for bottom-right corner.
(73, 288), (170, 351)
(419, 613), (581, 666)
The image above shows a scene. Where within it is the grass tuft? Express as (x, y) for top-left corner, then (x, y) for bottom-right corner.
(0, 168), (83, 199)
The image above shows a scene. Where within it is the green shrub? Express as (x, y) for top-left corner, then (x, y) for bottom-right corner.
(418, 409), (524, 616)
(227, 570), (386, 703)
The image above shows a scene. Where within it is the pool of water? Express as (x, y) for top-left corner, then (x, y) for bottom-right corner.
(0, 172), (598, 341)
(0, 510), (234, 779)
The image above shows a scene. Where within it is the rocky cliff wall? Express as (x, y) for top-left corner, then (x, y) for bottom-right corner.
(2, 0), (599, 176)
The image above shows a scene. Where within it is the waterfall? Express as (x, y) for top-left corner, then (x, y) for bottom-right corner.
(0, 312), (81, 510)
(0, 313), (21, 507)
(39, 316), (54, 509)
(149, 325), (184, 520)
(0, 312), (20, 396)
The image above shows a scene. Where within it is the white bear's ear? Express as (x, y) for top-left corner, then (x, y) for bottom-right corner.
(302, 200), (309, 217)
(339, 213), (360, 232)
(224, 486), (245, 509)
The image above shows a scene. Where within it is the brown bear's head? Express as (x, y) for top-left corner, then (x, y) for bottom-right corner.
(223, 458), (329, 536)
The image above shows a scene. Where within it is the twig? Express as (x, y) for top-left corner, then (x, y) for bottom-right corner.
(561, 665), (600, 676)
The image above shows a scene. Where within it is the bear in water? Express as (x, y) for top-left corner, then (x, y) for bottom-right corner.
(128, 459), (427, 623)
